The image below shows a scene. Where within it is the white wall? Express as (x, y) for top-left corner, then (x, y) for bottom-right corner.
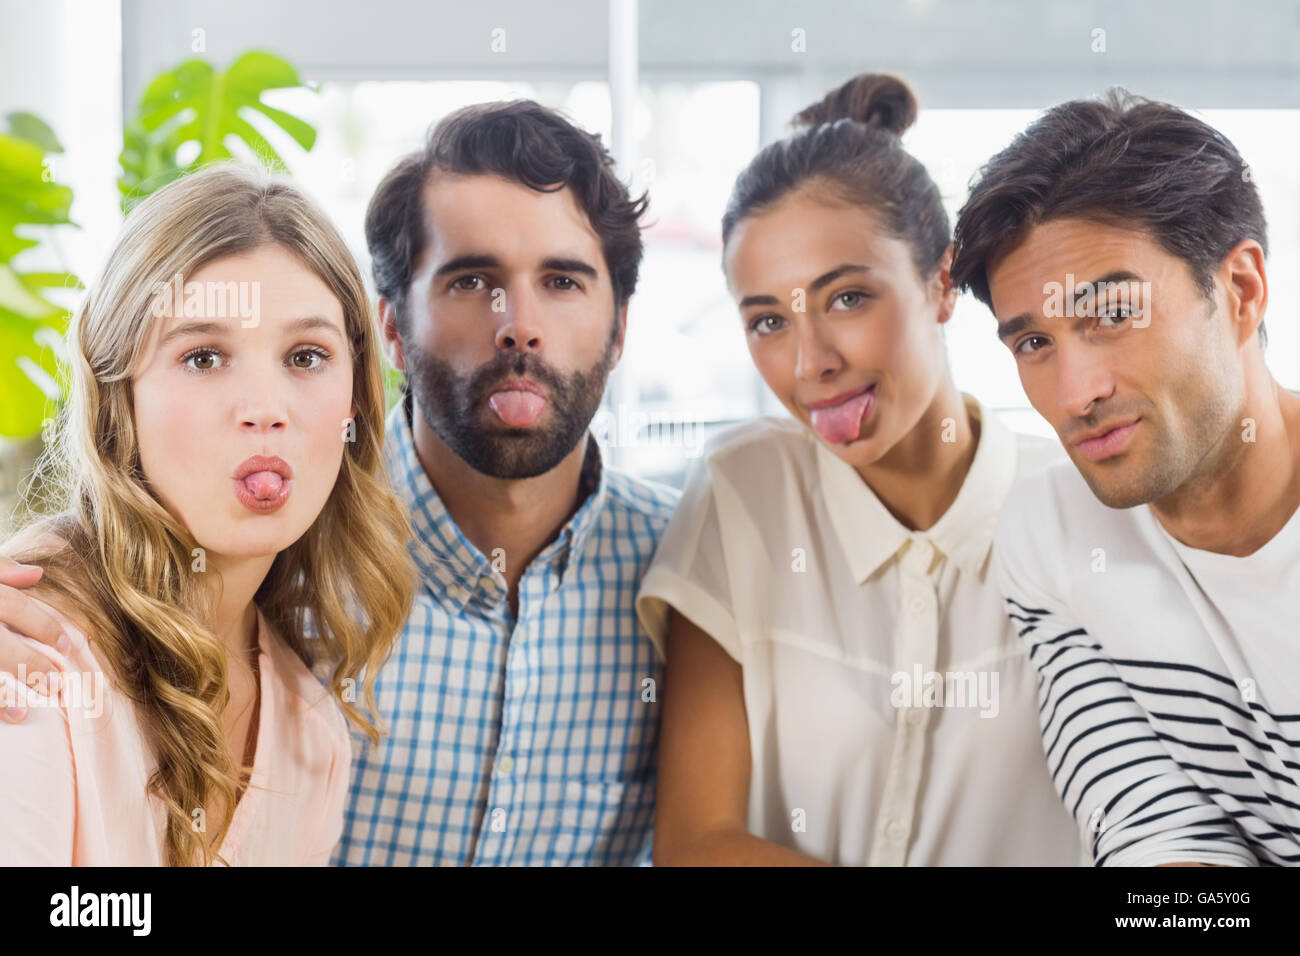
(0, 0), (123, 291)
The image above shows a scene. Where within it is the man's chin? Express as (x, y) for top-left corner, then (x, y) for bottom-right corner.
(1072, 456), (1163, 510)
(454, 424), (577, 480)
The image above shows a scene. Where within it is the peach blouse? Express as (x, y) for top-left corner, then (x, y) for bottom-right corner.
(0, 597), (351, 866)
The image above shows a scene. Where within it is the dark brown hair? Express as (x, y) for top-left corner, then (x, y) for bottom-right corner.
(366, 99), (648, 330)
(721, 73), (950, 281)
(950, 87), (1269, 346)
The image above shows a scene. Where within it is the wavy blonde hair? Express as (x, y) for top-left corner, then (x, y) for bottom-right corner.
(7, 163), (416, 866)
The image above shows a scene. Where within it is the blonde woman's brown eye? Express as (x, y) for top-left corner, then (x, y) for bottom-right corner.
(289, 347), (331, 372)
(181, 348), (223, 373)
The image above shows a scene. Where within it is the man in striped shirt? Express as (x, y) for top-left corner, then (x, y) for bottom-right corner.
(950, 89), (1300, 865)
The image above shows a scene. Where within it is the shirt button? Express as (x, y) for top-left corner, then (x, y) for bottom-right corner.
(909, 597), (926, 616)
(885, 820), (907, 842)
(449, 585), (467, 602)
(498, 755), (515, 774)
(906, 707), (925, 725)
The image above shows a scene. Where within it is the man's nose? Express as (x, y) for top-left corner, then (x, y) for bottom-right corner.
(1056, 340), (1116, 419)
(494, 284), (544, 354)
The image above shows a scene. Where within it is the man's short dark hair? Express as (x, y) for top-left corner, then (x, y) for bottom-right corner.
(366, 100), (648, 330)
(951, 88), (1268, 347)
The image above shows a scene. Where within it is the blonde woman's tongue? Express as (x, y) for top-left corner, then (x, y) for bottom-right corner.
(241, 471), (284, 500)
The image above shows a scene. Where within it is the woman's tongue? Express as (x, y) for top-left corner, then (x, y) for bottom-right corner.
(809, 387), (875, 444)
(241, 471), (283, 500)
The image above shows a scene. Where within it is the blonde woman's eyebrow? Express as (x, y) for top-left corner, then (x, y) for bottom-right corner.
(158, 316), (346, 349)
(158, 320), (228, 348)
(283, 315), (347, 340)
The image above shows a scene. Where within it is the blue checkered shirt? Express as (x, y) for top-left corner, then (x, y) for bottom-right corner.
(330, 393), (678, 865)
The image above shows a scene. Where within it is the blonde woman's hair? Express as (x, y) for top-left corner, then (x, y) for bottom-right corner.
(6, 162), (416, 866)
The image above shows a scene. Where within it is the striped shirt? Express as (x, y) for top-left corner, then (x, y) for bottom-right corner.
(996, 459), (1300, 866)
(330, 392), (679, 865)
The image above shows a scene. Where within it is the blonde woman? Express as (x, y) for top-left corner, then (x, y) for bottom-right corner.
(0, 164), (415, 866)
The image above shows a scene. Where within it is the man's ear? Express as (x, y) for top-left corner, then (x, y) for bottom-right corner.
(610, 303), (629, 369)
(1219, 238), (1267, 349)
(933, 242), (959, 325)
(378, 297), (407, 372)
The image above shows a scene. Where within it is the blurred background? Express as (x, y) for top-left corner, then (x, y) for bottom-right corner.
(2, 0), (1298, 532)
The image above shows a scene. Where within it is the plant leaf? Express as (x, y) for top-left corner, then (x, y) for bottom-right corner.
(0, 304), (68, 438)
(4, 112), (64, 154)
(119, 49), (317, 212)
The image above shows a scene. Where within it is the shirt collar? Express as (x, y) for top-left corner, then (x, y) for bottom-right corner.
(814, 393), (1019, 583)
(383, 391), (607, 612)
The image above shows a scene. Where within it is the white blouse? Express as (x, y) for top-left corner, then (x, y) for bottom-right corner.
(636, 394), (1084, 865)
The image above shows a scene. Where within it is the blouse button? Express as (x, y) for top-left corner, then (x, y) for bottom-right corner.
(885, 820), (907, 842)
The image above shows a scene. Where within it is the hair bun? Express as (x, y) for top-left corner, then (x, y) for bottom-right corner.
(792, 73), (918, 136)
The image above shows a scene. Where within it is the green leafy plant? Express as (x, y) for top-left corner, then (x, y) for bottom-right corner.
(118, 50), (317, 211)
(0, 111), (79, 439)
(0, 51), (316, 436)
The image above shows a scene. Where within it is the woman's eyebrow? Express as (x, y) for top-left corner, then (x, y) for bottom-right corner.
(738, 264), (872, 310)
(158, 320), (228, 348)
(283, 315), (347, 339)
(158, 316), (346, 349)
(809, 263), (870, 293)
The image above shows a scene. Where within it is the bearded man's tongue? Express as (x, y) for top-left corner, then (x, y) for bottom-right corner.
(809, 389), (874, 444)
(489, 390), (546, 427)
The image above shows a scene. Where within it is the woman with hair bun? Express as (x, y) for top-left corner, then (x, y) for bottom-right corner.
(637, 74), (1082, 865)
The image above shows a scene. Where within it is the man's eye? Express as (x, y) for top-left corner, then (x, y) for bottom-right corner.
(1014, 334), (1050, 355)
(1099, 306), (1132, 327)
(551, 275), (579, 291)
(453, 276), (485, 291)
(182, 348), (224, 372)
